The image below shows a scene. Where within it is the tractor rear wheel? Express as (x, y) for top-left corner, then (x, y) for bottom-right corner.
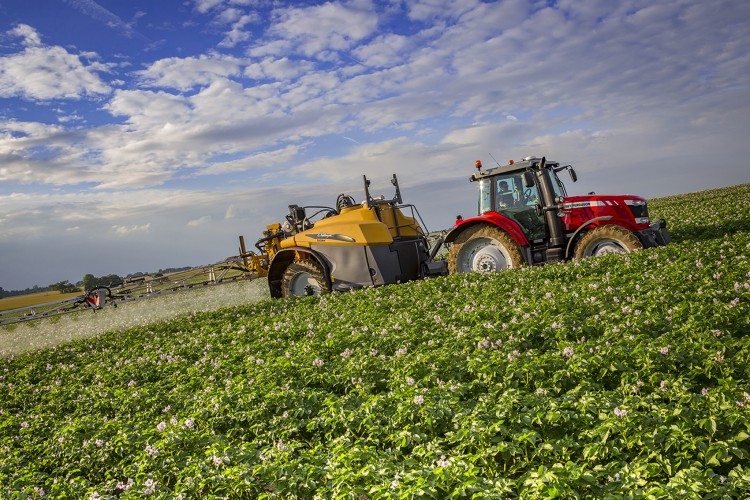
(573, 224), (642, 259)
(282, 259), (327, 297)
(448, 225), (524, 274)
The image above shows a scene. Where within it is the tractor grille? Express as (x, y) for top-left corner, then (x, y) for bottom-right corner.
(627, 201), (650, 225)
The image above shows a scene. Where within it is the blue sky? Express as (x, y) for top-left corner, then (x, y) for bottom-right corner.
(1, 0), (749, 291)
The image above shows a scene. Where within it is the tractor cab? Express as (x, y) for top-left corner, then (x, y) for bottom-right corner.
(472, 156), (575, 245)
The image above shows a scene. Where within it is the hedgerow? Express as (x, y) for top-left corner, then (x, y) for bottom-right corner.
(1, 184), (749, 498)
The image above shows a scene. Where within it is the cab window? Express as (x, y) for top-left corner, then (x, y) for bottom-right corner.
(494, 175), (523, 209)
(478, 178), (492, 214)
(548, 168), (568, 198)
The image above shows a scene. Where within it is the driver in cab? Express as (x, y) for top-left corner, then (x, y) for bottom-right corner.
(497, 181), (517, 209)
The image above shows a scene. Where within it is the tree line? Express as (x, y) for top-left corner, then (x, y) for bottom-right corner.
(1, 266), (198, 299)
(0, 274), (123, 299)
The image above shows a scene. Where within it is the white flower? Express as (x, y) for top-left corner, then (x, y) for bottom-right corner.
(144, 478), (156, 495)
(390, 473), (401, 490)
(115, 479), (134, 491)
(414, 395), (424, 405)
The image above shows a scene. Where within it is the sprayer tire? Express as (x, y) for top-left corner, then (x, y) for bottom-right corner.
(281, 259), (327, 297)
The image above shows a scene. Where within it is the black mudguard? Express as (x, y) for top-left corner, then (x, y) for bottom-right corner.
(267, 247), (332, 298)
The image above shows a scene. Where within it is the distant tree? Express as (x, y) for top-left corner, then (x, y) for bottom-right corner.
(0, 286), (5, 298)
(101, 274), (123, 286)
(82, 273), (123, 290)
(49, 281), (78, 294)
(82, 274), (96, 291)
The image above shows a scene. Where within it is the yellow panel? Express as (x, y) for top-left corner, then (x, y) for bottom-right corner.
(376, 205), (424, 237)
(278, 204), (423, 249)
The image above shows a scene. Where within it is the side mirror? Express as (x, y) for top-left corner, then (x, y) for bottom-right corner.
(522, 171), (535, 188)
(569, 169), (578, 182)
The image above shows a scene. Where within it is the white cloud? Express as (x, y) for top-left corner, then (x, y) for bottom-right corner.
(197, 143), (303, 176)
(0, 25), (111, 100)
(244, 57), (315, 81)
(105, 89), (191, 126)
(260, 1), (379, 59)
(8, 24), (42, 46)
(404, 0), (481, 22)
(136, 53), (243, 91)
(218, 13), (258, 48)
(187, 215), (212, 226)
(193, 0), (254, 14)
(111, 223), (151, 234)
(224, 205), (238, 219)
(352, 33), (413, 68)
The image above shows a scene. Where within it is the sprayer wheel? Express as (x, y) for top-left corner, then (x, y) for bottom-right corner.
(281, 259), (327, 297)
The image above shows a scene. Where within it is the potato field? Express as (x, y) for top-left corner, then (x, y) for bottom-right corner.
(1, 183), (749, 498)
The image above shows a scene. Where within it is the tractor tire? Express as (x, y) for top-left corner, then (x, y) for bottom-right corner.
(281, 259), (327, 297)
(448, 225), (524, 274)
(573, 224), (643, 259)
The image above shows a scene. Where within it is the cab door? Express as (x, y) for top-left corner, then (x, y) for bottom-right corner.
(491, 174), (546, 243)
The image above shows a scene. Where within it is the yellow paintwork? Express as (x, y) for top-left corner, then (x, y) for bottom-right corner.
(241, 223), (284, 277)
(280, 204), (423, 249)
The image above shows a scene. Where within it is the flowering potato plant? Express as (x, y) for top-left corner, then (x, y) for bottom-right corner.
(1, 183), (750, 498)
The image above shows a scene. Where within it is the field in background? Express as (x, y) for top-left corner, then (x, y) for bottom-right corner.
(0, 290), (83, 312)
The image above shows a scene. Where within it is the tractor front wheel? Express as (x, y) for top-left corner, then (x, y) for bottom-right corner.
(281, 259), (327, 297)
(448, 225), (524, 274)
(573, 224), (642, 259)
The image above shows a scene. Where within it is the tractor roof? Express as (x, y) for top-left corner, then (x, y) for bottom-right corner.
(472, 156), (559, 181)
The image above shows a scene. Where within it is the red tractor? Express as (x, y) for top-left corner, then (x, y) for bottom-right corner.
(443, 156), (671, 273)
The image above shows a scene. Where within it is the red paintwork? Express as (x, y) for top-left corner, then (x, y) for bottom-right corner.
(450, 194), (650, 248)
(450, 213), (530, 246)
(560, 194), (650, 233)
